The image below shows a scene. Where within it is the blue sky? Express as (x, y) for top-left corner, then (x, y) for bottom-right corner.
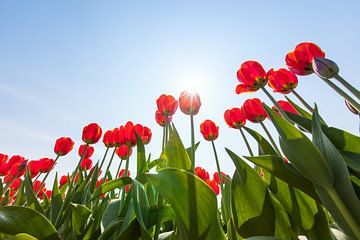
(0, 1), (359, 184)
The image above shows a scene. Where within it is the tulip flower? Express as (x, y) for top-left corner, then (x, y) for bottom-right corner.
(103, 130), (115, 148)
(224, 108), (246, 129)
(285, 42), (325, 75)
(28, 160), (41, 178)
(200, 120), (219, 141)
(156, 94), (178, 117)
(179, 91), (201, 115)
(8, 155), (25, 166)
(116, 145), (132, 160)
(195, 167), (210, 181)
(206, 179), (220, 195)
(80, 158), (93, 171)
(78, 144), (94, 159)
(82, 123), (102, 144)
(119, 122), (137, 147)
(0, 153), (8, 165)
(0, 163), (9, 176)
(59, 175), (69, 187)
(134, 124), (152, 145)
(38, 158), (55, 173)
(54, 137), (75, 156)
(213, 172), (227, 184)
(272, 100), (299, 115)
(241, 98), (267, 123)
(10, 178), (21, 190)
(118, 169), (131, 178)
(267, 68), (298, 94)
(155, 110), (171, 127)
(236, 60), (267, 94)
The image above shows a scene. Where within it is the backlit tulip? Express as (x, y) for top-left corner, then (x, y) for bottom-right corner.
(224, 108), (246, 128)
(54, 137), (75, 156)
(38, 158), (55, 173)
(285, 42), (325, 75)
(116, 145), (132, 160)
(82, 123), (102, 144)
(236, 61), (267, 94)
(134, 124), (152, 145)
(119, 122), (136, 147)
(155, 110), (170, 127)
(80, 158), (93, 170)
(179, 91), (201, 115)
(103, 130), (115, 148)
(195, 167), (210, 181)
(78, 144), (94, 159)
(272, 101), (299, 115)
(241, 98), (267, 123)
(267, 68), (298, 94)
(206, 179), (220, 195)
(156, 94), (178, 116)
(200, 120), (219, 141)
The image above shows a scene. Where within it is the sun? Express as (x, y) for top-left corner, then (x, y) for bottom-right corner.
(179, 73), (208, 98)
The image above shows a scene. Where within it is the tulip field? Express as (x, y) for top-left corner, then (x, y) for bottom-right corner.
(1, 42), (360, 240)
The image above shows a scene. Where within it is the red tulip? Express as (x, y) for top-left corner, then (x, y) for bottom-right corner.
(9, 160), (27, 177)
(206, 179), (220, 195)
(155, 110), (171, 127)
(224, 108), (247, 128)
(78, 144), (94, 159)
(241, 98), (267, 123)
(8, 155), (25, 166)
(80, 158), (93, 170)
(0, 153), (8, 165)
(82, 123), (102, 144)
(116, 145), (132, 160)
(156, 94), (178, 117)
(59, 175), (68, 187)
(118, 169), (131, 178)
(285, 42), (325, 75)
(111, 128), (121, 146)
(272, 100), (299, 115)
(213, 172), (227, 184)
(195, 167), (210, 181)
(10, 178), (21, 190)
(28, 160), (41, 178)
(103, 130), (115, 148)
(38, 158), (55, 173)
(45, 190), (52, 199)
(179, 91), (201, 115)
(0, 163), (9, 176)
(134, 124), (152, 145)
(33, 180), (45, 194)
(267, 68), (298, 94)
(54, 137), (75, 156)
(200, 120), (219, 141)
(236, 60), (267, 94)
(119, 122), (136, 147)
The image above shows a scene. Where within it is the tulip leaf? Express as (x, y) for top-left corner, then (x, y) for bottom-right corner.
(70, 203), (92, 235)
(50, 174), (63, 224)
(0, 206), (60, 240)
(135, 133), (149, 177)
(91, 177), (132, 200)
(24, 170), (44, 215)
(186, 141), (200, 158)
(13, 179), (26, 206)
(8, 233), (38, 240)
(131, 179), (150, 237)
(146, 168), (226, 240)
(243, 126), (278, 156)
(226, 149), (293, 239)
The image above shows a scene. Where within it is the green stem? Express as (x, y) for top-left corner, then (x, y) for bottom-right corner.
(115, 159), (124, 179)
(36, 155), (60, 194)
(190, 113), (195, 173)
(54, 143), (89, 227)
(292, 89), (313, 112)
(154, 195), (163, 240)
(261, 86), (294, 123)
(334, 74), (360, 100)
(33, 172), (42, 182)
(98, 147), (110, 171)
(104, 147), (118, 181)
(238, 127), (254, 156)
(260, 122), (281, 156)
(322, 78), (360, 113)
(119, 146), (131, 214)
(162, 126), (166, 153)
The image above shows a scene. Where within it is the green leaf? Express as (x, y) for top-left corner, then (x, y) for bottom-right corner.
(8, 233), (38, 240)
(70, 203), (92, 235)
(50, 173), (63, 224)
(24, 169), (44, 214)
(135, 133), (149, 177)
(146, 168), (226, 240)
(13, 179), (26, 206)
(158, 125), (192, 171)
(0, 206), (60, 240)
(91, 177), (132, 200)
(226, 149), (293, 239)
(264, 104), (333, 189)
(244, 126), (278, 156)
(131, 179), (150, 234)
(186, 141), (200, 158)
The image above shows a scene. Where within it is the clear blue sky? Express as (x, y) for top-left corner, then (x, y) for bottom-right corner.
(1, 1), (359, 184)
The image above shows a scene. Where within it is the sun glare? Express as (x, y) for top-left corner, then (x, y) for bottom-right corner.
(180, 73), (208, 98)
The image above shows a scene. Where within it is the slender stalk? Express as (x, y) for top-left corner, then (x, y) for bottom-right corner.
(322, 78), (360, 112)
(190, 113), (195, 172)
(334, 74), (360, 100)
(36, 155), (60, 194)
(238, 127), (254, 156)
(98, 147), (110, 171)
(292, 89), (313, 112)
(103, 147), (118, 181)
(119, 146), (131, 214)
(115, 159), (124, 180)
(162, 126), (166, 152)
(54, 143), (89, 227)
(260, 122), (281, 155)
(261, 86), (293, 123)
(33, 172), (42, 182)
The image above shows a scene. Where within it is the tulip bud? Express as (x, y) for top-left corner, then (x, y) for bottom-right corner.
(312, 57), (339, 79)
(345, 99), (359, 115)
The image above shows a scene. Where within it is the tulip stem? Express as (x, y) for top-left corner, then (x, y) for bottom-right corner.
(104, 147), (118, 181)
(98, 147), (110, 171)
(334, 73), (360, 100)
(261, 87), (294, 123)
(260, 122), (281, 156)
(115, 159), (124, 180)
(292, 89), (313, 112)
(190, 113), (195, 173)
(322, 78), (360, 113)
(54, 143), (89, 227)
(162, 126), (165, 153)
(119, 146), (131, 214)
(238, 127), (254, 156)
(36, 155), (60, 195)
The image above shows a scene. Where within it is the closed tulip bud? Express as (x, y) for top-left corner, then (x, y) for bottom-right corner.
(38, 158), (55, 173)
(179, 91), (201, 115)
(224, 108), (246, 128)
(116, 145), (132, 160)
(241, 98), (268, 123)
(80, 158), (93, 170)
(345, 99), (359, 115)
(267, 68), (298, 94)
(78, 144), (94, 158)
(28, 160), (40, 178)
(103, 130), (115, 148)
(156, 94), (178, 117)
(200, 120), (219, 141)
(59, 175), (69, 187)
(82, 123), (102, 144)
(54, 137), (75, 156)
(312, 57), (339, 79)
